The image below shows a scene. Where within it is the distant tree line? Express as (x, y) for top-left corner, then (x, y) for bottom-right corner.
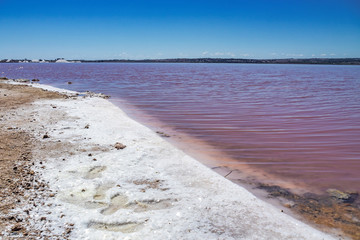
(1, 58), (360, 65)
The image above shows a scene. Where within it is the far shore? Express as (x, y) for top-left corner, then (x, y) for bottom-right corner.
(1, 57), (360, 65)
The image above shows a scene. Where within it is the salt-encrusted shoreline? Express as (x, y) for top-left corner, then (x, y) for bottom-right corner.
(2, 81), (336, 239)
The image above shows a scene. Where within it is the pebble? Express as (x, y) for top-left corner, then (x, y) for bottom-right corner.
(114, 142), (126, 150)
(11, 225), (22, 232)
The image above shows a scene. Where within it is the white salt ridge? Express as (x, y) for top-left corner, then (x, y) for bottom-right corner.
(55, 59), (70, 63)
(22, 83), (335, 239)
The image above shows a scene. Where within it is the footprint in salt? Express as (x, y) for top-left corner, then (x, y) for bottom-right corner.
(59, 188), (108, 209)
(100, 192), (175, 215)
(131, 199), (174, 212)
(93, 183), (114, 200)
(87, 221), (143, 233)
(83, 201), (108, 209)
(84, 166), (107, 179)
(101, 193), (129, 215)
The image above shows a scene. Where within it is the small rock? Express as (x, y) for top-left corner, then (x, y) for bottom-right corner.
(31, 78), (40, 82)
(327, 189), (358, 203)
(11, 225), (22, 232)
(156, 131), (170, 137)
(49, 193), (55, 197)
(15, 78), (30, 83)
(40, 217), (46, 221)
(85, 91), (110, 99)
(67, 81), (72, 84)
(88, 153), (92, 157)
(43, 134), (49, 139)
(85, 124), (90, 129)
(114, 142), (126, 150)
(284, 203), (293, 208)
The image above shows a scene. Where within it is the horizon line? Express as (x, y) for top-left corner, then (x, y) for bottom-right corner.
(2, 57), (360, 61)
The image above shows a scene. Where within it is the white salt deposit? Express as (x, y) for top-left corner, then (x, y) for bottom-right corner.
(55, 59), (70, 63)
(9, 82), (336, 239)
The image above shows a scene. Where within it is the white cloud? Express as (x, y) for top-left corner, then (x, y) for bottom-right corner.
(214, 52), (224, 56)
(118, 52), (129, 58)
(320, 53), (327, 56)
(202, 51), (236, 57)
(178, 52), (191, 57)
(285, 53), (304, 57)
(227, 52), (236, 57)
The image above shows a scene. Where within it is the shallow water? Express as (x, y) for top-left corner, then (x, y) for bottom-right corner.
(1, 62), (360, 193)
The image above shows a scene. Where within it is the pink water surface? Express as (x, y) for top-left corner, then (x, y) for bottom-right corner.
(1, 63), (360, 193)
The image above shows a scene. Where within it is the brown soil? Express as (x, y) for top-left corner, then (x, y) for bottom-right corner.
(0, 82), (72, 239)
(0, 82), (62, 108)
(258, 183), (360, 240)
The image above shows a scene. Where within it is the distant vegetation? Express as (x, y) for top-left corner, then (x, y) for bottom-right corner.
(1, 58), (360, 65)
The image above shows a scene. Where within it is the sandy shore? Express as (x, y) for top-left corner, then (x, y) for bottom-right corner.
(0, 80), (338, 239)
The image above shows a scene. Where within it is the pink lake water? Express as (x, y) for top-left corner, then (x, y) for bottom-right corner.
(1, 63), (360, 193)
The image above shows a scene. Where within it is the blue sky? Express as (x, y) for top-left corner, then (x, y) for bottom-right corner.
(0, 0), (359, 59)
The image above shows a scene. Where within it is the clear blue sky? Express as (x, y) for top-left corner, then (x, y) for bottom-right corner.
(1, 0), (359, 59)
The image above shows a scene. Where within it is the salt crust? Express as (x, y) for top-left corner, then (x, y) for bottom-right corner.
(14, 82), (335, 239)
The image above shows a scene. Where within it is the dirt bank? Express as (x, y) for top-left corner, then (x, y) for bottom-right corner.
(0, 82), (72, 238)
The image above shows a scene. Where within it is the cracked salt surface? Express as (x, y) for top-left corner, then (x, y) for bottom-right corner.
(24, 83), (335, 239)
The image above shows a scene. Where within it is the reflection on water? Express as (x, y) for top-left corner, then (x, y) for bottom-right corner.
(1, 63), (360, 193)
